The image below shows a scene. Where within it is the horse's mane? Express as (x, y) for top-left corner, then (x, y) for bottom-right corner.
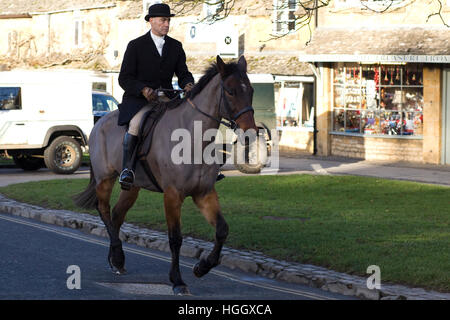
(186, 61), (243, 100)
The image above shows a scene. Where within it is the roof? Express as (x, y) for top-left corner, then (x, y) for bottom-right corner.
(186, 55), (313, 76)
(0, 0), (115, 15)
(299, 27), (450, 63)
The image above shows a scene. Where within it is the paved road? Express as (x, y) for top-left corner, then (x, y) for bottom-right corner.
(0, 166), (90, 187)
(0, 212), (353, 300)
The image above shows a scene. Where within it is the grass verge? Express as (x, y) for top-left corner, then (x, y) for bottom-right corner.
(0, 174), (449, 292)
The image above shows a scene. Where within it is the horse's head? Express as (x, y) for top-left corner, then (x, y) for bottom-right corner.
(216, 55), (258, 133)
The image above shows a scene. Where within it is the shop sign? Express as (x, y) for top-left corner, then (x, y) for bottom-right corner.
(298, 54), (450, 63)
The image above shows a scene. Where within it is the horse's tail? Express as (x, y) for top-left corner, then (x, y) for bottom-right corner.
(72, 163), (98, 210)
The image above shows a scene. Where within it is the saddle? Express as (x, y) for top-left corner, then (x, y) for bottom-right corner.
(130, 98), (184, 192)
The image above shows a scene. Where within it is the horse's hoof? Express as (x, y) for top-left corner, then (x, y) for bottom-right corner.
(173, 285), (191, 296)
(111, 267), (127, 275)
(110, 264), (127, 275)
(108, 257), (126, 275)
(193, 261), (208, 278)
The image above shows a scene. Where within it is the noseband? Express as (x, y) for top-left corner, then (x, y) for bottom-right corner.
(187, 81), (254, 130)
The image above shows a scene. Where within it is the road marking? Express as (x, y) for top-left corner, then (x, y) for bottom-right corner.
(311, 163), (330, 175)
(0, 213), (336, 300)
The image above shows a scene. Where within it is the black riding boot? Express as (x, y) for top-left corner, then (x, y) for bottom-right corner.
(216, 171), (225, 182)
(119, 133), (138, 190)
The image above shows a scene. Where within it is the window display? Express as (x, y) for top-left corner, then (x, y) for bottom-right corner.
(276, 82), (314, 128)
(333, 63), (423, 136)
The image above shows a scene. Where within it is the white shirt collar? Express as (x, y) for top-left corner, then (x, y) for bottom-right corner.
(150, 30), (165, 56)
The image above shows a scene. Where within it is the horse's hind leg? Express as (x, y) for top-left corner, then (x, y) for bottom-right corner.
(164, 186), (189, 295)
(192, 188), (229, 278)
(107, 186), (140, 274)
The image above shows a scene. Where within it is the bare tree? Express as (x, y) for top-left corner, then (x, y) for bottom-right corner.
(361, 0), (448, 27)
(425, 0), (449, 27)
(171, 0), (449, 42)
(170, 0), (236, 23)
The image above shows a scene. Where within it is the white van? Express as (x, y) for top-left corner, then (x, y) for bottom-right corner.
(0, 70), (118, 174)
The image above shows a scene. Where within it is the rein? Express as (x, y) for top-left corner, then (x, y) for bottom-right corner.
(155, 88), (184, 103)
(186, 82), (254, 131)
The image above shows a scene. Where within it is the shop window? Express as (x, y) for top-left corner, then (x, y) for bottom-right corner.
(333, 63), (423, 136)
(276, 82), (314, 129)
(0, 87), (22, 110)
(272, 0), (296, 34)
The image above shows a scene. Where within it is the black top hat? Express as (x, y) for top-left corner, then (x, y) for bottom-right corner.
(145, 3), (175, 21)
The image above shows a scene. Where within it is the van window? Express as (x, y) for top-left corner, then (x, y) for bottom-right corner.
(0, 87), (21, 110)
(92, 94), (118, 112)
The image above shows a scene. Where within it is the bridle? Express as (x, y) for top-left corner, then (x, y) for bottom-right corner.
(186, 80), (254, 131)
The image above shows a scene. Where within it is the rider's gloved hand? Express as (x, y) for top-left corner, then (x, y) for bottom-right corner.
(142, 87), (158, 101)
(184, 83), (194, 93)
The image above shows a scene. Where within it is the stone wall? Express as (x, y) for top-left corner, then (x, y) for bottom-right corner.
(279, 130), (314, 154)
(331, 134), (424, 162)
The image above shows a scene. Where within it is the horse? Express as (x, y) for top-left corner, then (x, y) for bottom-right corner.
(73, 55), (258, 295)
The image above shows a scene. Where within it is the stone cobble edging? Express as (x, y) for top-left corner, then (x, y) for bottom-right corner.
(0, 194), (448, 300)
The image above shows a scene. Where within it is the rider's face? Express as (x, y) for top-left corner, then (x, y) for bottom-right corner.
(149, 17), (170, 37)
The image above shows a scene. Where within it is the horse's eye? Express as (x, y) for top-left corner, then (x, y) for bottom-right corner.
(225, 88), (235, 96)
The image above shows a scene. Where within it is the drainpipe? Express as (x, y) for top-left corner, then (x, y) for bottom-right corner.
(309, 63), (321, 155)
(315, 0), (318, 28)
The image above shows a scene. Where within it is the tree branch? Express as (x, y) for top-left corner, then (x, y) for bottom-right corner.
(426, 0), (450, 28)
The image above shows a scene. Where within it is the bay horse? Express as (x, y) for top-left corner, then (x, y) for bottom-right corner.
(73, 55), (258, 295)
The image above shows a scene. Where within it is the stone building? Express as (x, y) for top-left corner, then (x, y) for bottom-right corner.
(0, 0), (316, 153)
(2, 0), (449, 163)
(298, 0), (450, 164)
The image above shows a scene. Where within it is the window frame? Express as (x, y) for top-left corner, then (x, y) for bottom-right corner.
(276, 80), (315, 130)
(272, 0), (297, 35)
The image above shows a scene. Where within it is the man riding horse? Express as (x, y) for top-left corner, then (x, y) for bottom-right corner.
(117, 3), (195, 190)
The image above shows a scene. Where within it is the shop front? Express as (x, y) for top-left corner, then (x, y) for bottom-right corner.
(330, 62), (425, 162)
(299, 28), (450, 164)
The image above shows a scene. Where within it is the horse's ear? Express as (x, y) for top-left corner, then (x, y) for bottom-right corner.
(216, 55), (226, 77)
(238, 55), (247, 72)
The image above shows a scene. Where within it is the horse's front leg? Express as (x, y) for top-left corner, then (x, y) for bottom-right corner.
(192, 188), (229, 278)
(108, 186), (140, 274)
(164, 186), (189, 295)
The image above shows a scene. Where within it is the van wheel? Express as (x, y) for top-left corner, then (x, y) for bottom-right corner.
(44, 136), (82, 174)
(12, 155), (45, 171)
